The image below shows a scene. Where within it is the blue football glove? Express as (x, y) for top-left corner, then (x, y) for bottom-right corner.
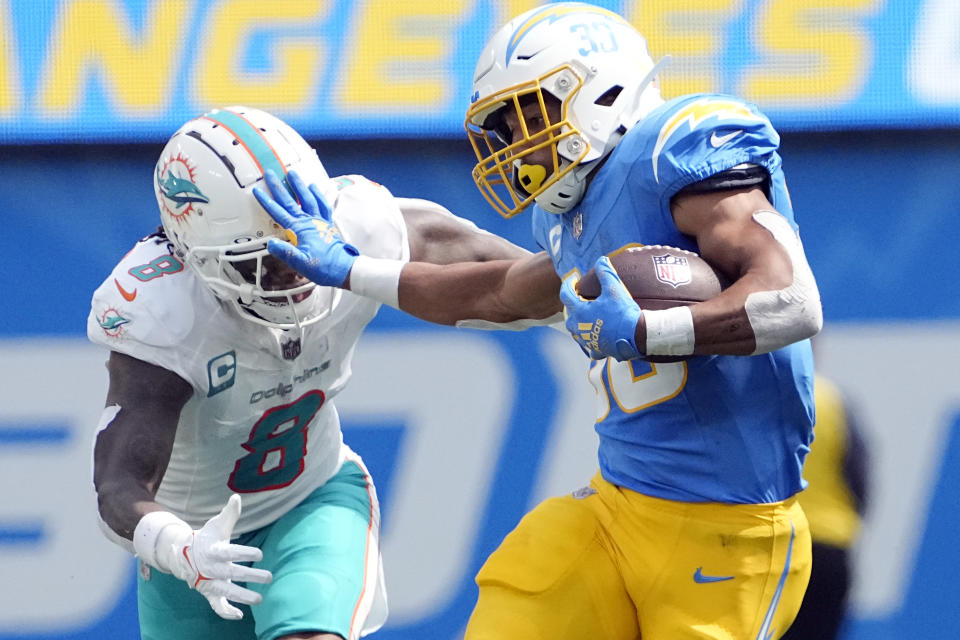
(253, 169), (359, 287)
(560, 256), (643, 361)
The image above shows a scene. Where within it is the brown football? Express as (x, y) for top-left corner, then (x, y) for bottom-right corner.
(576, 245), (725, 309)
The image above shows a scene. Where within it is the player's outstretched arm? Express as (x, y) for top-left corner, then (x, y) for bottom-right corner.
(398, 197), (532, 265)
(397, 251), (561, 326)
(258, 169), (562, 326)
(93, 352), (272, 620)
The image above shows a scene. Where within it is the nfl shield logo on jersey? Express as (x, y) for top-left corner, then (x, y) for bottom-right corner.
(282, 338), (302, 360)
(653, 254), (692, 288)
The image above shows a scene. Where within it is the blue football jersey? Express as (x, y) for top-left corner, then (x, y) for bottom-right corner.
(532, 94), (815, 504)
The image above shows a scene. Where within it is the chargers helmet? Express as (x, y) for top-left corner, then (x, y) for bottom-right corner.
(466, 3), (665, 217)
(154, 106), (336, 329)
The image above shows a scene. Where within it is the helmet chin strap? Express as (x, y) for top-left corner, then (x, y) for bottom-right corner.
(237, 285), (341, 332)
(534, 159), (587, 214)
(237, 283), (256, 304)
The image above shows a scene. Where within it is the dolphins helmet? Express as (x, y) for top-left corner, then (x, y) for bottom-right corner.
(154, 106), (336, 329)
(466, 2), (664, 217)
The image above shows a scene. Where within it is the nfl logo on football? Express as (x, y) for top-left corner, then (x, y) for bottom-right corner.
(653, 254), (692, 288)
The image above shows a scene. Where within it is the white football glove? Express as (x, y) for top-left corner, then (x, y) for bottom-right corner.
(133, 494), (273, 620)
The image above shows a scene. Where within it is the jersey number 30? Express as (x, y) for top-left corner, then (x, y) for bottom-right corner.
(228, 390), (325, 493)
(589, 359), (687, 420)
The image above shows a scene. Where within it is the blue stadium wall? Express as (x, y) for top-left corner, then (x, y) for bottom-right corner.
(1, 131), (959, 640)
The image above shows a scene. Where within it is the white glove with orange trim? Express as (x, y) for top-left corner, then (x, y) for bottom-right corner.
(133, 494), (272, 620)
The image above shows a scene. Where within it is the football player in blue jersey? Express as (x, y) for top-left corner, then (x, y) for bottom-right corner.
(258, 3), (823, 638)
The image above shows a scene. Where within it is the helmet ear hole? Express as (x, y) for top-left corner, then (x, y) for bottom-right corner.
(595, 86), (623, 107)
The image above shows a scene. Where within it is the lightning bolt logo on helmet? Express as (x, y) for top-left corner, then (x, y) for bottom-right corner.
(505, 3), (628, 66)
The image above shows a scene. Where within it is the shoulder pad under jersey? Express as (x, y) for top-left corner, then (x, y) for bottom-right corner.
(646, 94), (780, 191)
(677, 163), (771, 197)
(329, 175), (410, 262)
(87, 237), (207, 351)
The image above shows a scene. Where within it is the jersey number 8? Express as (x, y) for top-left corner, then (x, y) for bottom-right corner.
(228, 390), (325, 493)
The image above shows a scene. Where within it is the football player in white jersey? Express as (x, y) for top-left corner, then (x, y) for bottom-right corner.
(87, 106), (533, 640)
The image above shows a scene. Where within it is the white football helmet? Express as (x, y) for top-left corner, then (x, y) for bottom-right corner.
(466, 2), (665, 217)
(154, 105), (337, 329)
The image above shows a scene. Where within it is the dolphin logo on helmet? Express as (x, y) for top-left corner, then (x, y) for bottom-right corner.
(156, 164), (210, 210)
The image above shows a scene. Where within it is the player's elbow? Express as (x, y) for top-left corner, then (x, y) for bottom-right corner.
(748, 295), (822, 354)
(785, 297), (823, 344)
(801, 298), (824, 339)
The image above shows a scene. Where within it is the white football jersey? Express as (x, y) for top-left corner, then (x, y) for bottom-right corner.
(88, 175), (409, 534)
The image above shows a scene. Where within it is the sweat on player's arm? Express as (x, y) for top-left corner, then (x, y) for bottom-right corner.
(396, 196), (530, 265)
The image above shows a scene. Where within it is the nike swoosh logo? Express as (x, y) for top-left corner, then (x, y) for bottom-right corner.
(693, 567), (734, 583)
(710, 129), (742, 148)
(114, 278), (137, 301)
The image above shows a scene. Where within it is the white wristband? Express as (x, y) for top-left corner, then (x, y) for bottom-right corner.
(133, 510), (191, 570)
(644, 306), (695, 356)
(350, 255), (404, 309)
